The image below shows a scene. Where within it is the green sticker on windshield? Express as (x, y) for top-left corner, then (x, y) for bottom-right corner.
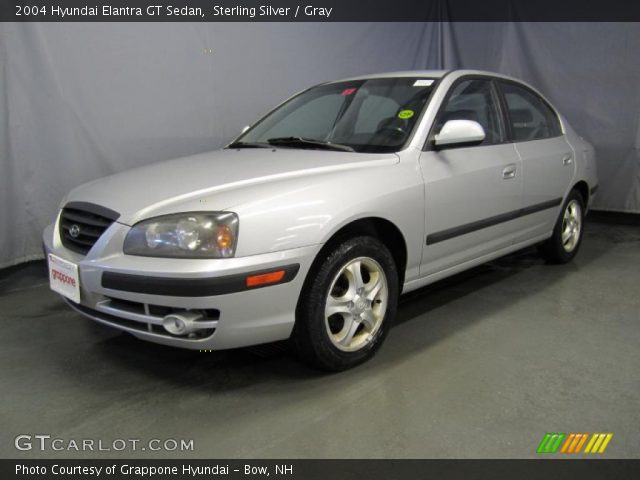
(398, 109), (414, 120)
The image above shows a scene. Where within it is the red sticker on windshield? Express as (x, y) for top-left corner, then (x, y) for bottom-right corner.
(341, 88), (357, 96)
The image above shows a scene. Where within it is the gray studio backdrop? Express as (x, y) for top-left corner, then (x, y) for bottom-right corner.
(0, 22), (639, 268)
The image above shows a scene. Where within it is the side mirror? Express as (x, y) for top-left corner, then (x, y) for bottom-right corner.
(240, 125), (250, 134)
(434, 120), (485, 149)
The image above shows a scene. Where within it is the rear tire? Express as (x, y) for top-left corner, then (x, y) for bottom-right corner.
(538, 189), (585, 264)
(291, 236), (399, 371)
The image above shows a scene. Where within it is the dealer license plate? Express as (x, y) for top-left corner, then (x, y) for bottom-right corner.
(48, 253), (81, 303)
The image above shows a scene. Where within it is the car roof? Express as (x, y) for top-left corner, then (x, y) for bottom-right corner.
(337, 70), (449, 81)
(333, 69), (522, 84)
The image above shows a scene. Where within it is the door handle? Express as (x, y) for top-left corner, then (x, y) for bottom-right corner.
(562, 154), (573, 165)
(502, 164), (517, 179)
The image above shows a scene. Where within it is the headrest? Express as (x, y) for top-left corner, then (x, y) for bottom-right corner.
(442, 109), (480, 124)
(511, 109), (534, 126)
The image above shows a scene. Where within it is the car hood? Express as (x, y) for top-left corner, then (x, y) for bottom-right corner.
(64, 148), (399, 225)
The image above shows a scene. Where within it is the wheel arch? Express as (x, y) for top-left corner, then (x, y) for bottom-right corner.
(305, 217), (408, 290)
(572, 180), (590, 208)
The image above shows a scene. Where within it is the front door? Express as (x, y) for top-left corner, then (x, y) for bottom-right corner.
(419, 78), (523, 275)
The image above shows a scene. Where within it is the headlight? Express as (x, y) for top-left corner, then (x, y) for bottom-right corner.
(123, 212), (239, 258)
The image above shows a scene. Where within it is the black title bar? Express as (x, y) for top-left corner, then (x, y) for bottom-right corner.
(3, 0), (640, 22)
(5, 459), (640, 480)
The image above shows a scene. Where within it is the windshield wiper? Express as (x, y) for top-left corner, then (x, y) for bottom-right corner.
(227, 141), (270, 149)
(266, 137), (354, 152)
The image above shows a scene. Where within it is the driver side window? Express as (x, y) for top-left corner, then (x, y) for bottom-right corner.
(436, 79), (505, 146)
(354, 95), (399, 134)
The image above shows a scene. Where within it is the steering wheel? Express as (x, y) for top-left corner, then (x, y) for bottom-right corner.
(375, 125), (408, 142)
(378, 125), (405, 135)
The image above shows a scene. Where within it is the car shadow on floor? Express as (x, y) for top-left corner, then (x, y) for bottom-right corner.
(15, 218), (612, 393)
(84, 222), (612, 390)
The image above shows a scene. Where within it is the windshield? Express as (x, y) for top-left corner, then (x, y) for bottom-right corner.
(232, 77), (437, 153)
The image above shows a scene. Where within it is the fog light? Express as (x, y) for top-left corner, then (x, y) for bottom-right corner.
(162, 311), (203, 336)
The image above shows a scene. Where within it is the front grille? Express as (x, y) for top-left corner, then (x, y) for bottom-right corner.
(59, 202), (120, 255)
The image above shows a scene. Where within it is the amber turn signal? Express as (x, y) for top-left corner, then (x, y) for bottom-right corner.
(215, 224), (234, 250)
(245, 270), (286, 288)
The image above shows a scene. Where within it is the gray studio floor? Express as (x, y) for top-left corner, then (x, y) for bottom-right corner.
(1, 216), (639, 459)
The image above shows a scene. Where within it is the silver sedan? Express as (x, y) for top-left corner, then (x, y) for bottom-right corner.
(43, 70), (598, 370)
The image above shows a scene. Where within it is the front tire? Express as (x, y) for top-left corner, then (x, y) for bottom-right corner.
(539, 189), (585, 264)
(291, 236), (399, 371)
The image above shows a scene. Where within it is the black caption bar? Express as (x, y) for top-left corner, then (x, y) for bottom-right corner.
(4, 459), (640, 480)
(3, 0), (640, 22)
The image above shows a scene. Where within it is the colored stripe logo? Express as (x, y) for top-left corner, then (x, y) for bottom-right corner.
(537, 433), (613, 454)
(584, 433), (614, 454)
(537, 433), (566, 453)
(559, 433), (590, 453)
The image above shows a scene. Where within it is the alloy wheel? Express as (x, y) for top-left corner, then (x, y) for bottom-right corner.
(561, 199), (582, 252)
(324, 257), (389, 352)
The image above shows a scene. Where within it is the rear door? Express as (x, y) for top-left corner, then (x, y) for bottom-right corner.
(498, 81), (575, 241)
(419, 78), (523, 275)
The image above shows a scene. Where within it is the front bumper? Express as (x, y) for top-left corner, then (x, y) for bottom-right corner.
(43, 218), (318, 350)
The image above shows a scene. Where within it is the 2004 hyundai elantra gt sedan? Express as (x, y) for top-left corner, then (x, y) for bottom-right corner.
(44, 70), (598, 370)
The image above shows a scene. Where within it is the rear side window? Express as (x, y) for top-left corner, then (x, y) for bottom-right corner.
(500, 82), (562, 141)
